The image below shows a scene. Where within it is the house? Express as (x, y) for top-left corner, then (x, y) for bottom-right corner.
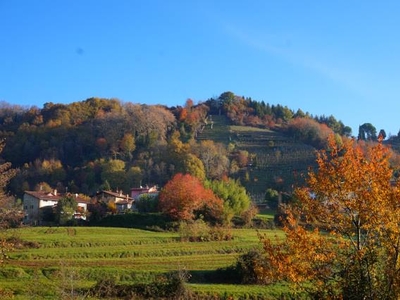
(130, 186), (159, 211)
(92, 190), (134, 213)
(131, 185), (158, 200)
(23, 190), (89, 225)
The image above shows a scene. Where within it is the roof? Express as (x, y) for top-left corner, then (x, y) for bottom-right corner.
(24, 191), (90, 203)
(130, 185), (158, 192)
(24, 191), (59, 201)
(95, 190), (134, 201)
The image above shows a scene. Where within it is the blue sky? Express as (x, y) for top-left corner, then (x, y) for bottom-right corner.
(1, 1), (400, 136)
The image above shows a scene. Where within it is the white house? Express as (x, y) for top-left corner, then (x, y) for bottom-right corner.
(23, 190), (89, 225)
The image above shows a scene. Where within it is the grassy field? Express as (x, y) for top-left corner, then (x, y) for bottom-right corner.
(0, 226), (287, 299)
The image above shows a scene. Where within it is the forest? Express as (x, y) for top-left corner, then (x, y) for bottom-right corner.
(0, 90), (380, 200)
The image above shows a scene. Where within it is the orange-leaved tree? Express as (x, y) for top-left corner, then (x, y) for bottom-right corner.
(158, 173), (223, 222)
(0, 140), (17, 265)
(258, 135), (400, 299)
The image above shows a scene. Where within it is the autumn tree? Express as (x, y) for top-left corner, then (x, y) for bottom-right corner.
(193, 140), (229, 179)
(119, 133), (136, 161)
(287, 117), (333, 148)
(0, 140), (20, 271)
(158, 173), (223, 222)
(258, 136), (400, 299)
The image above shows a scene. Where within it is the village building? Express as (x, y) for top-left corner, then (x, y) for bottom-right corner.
(23, 190), (89, 225)
(130, 186), (159, 210)
(92, 190), (134, 213)
(130, 185), (158, 200)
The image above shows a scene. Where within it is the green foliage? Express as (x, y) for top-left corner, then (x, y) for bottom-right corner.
(100, 159), (127, 191)
(264, 188), (279, 210)
(358, 122), (377, 140)
(134, 194), (159, 213)
(1, 226), (288, 298)
(178, 219), (233, 242)
(90, 270), (192, 299)
(206, 178), (251, 224)
(90, 212), (170, 230)
(55, 195), (78, 225)
(183, 153), (206, 181)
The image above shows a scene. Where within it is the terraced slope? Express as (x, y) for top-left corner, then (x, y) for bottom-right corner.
(197, 115), (317, 200)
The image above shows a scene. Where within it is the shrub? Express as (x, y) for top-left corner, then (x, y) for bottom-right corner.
(178, 219), (210, 242)
(240, 204), (259, 227)
(135, 194), (159, 213)
(178, 219), (233, 242)
(89, 270), (192, 299)
(211, 249), (270, 285)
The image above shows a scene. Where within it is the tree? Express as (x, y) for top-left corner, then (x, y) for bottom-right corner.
(119, 133), (136, 160)
(182, 153), (206, 181)
(100, 159), (126, 191)
(358, 123), (377, 141)
(194, 140), (229, 179)
(378, 129), (387, 140)
(0, 140), (17, 264)
(264, 188), (280, 210)
(258, 136), (400, 298)
(55, 195), (78, 225)
(206, 178), (251, 223)
(158, 173), (223, 222)
(135, 194), (159, 213)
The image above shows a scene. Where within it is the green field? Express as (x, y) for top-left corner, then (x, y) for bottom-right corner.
(0, 226), (288, 299)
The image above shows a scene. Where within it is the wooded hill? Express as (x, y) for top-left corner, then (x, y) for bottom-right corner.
(0, 91), (396, 201)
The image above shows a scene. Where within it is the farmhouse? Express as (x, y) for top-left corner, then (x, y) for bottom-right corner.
(92, 190), (134, 212)
(131, 185), (158, 199)
(23, 190), (89, 225)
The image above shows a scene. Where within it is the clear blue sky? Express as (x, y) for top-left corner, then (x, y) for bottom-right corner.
(1, 1), (400, 136)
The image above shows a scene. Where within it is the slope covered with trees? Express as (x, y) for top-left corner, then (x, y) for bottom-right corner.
(0, 92), (389, 204)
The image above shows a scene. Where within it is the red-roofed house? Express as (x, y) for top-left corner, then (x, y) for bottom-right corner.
(23, 190), (89, 225)
(92, 190), (134, 213)
(131, 186), (158, 200)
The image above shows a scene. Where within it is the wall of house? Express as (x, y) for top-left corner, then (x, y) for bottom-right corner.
(39, 199), (58, 208)
(23, 194), (40, 224)
(23, 194), (59, 225)
(77, 202), (87, 211)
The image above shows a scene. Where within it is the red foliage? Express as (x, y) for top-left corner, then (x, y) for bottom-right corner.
(158, 173), (223, 221)
(178, 108), (188, 122)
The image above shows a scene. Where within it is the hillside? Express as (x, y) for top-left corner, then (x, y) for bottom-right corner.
(197, 115), (317, 200)
(0, 93), (352, 200)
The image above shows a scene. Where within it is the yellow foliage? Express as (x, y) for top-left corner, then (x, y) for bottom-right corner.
(259, 135), (400, 298)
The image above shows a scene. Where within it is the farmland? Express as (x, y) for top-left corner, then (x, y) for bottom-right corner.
(0, 226), (287, 299)
(198, 115), (316, 197)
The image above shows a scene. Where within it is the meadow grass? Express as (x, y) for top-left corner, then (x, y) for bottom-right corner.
(0, 226), (286, 299)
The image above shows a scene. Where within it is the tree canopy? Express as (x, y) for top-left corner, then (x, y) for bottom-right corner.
(158, 173), (223, 222)
(258, 135), (400, 298)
